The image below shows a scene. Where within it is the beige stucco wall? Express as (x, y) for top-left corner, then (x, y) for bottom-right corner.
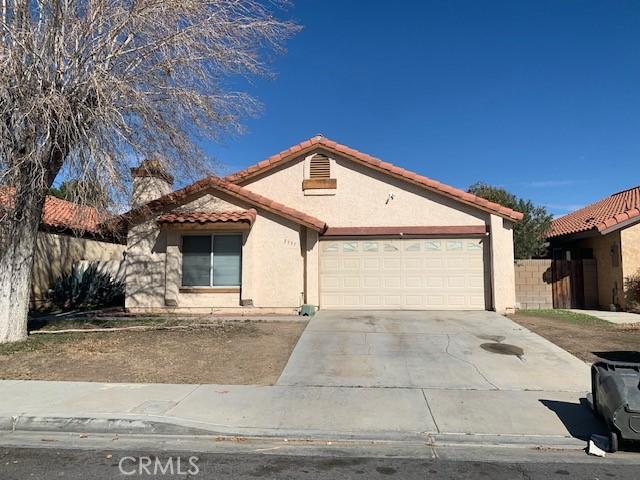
(489, 215), (516, 314)
(621, 222), (640, 308)
(32, 232), (125, 307)
(621, 222), (640, 282)
(573, 231), (623, 308)
(241, 153), (488, 227)
(125, 189), (304, 313)
(304, 228), (320, 307)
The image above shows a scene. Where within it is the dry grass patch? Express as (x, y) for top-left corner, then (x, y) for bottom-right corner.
(0, 321), (306, 385)
(510, 310), (640, 363)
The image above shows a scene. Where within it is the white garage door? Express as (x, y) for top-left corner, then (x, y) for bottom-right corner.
(319, 238), (487, 310)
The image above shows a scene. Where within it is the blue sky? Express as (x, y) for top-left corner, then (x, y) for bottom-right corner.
(206, 0), (640, 217)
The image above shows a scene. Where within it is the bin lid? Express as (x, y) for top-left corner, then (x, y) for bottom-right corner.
(594, 351), (640, 368)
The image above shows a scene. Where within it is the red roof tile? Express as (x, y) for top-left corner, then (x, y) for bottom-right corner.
(0, 186), (108, 233)
(548, 186), (640, 238)
(115, 176), (327, 232)
(158, 209), (257, 225)
(224, 135), (523, 222)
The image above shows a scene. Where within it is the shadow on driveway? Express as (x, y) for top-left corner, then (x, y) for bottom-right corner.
(539, 398), (606, 441)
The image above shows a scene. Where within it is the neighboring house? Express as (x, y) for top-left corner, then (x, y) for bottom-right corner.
(0, 187), (126, 307)
(548, 186), (640, 310)
(118, 135), (522, 315)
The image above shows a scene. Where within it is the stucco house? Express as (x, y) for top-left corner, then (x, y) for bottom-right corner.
(548, 186), (640, 310)
(0, 187), (126, 307)
(119, 135), (523, 315)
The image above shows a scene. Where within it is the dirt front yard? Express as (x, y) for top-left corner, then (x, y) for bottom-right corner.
(0, 320), (306, 384)
(509, 310), (640, 363)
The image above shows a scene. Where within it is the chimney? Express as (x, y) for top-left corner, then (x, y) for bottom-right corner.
(130, 158), (174, 208)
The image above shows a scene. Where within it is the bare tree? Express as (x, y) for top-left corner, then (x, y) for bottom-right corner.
(0, 0), (298, 342)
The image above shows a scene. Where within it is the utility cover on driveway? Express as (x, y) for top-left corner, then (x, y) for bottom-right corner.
(277, 310), (589, 391)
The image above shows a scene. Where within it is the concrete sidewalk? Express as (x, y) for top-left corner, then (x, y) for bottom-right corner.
(0, 380), (604, 447)
(568, 309), (640, 325)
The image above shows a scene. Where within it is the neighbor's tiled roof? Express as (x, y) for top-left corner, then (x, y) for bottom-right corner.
(114, 176), (326, 232)
(157, 209), (257, 225)
(225, 135), (524, 222)
(0, 186), (108, 233)
(549, 186), (640, 238)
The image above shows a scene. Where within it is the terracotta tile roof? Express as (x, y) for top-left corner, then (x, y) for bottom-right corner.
(158, 209), (257, 225)
(549, 186), (640, 238)
(225, 135), (524, 222)
(0, 186), (108, 233)
(115, 176), (327, 232)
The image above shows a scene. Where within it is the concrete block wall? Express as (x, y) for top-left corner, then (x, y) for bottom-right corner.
(514, 259), (553, 310)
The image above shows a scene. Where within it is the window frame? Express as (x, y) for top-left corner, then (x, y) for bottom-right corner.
(181, 232), (243, 288)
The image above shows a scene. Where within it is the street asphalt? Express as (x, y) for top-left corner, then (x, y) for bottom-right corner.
(2, 446), (640, 479)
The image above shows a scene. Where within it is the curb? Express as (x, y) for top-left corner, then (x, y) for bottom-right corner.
(0, 414), (588, 451)
(0, 414), (428, 442)
(2, 415), (215, 436)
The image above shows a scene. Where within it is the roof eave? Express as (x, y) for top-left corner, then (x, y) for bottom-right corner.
(112, 177), (327, 233)
(597, 213), (640, 236)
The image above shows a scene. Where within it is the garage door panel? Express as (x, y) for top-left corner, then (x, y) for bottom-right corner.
(363, 295), (382, 306)
(342, 258), (361, 270)
(321, 293), (343, 307)
(427, 295), (445, 306)
(447, 295), (466, 306)
(343, 276), (361, 288)
(320, 237), (487, 310)
(403, 258), (424, 270)
(405, 295), (424, 306)
(383, 295), (402, 306)
(447, 276), (466, 288)
(382, 258), (401, 270)
(383, 277), (402, 288)
(320, 257), (339, 271)
(342, 295), (361, 306)
(363, 258), (381, 270)
(321, 276), (341, 289)
(363, 276), (381, 288)
(469, 295), (485, 307)
(446, 257), (468, 269)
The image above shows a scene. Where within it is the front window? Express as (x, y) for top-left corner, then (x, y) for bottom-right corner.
(182, 234), (242, 287)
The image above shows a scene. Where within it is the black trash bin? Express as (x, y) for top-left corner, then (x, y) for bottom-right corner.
(591, 358), (640, 452)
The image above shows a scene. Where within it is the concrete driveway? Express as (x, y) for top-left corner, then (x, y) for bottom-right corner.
(0, 311), (603, 444)
(277, 310), (590, 392)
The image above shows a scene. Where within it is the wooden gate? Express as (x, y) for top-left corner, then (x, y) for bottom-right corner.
(552, 259), (597, 309)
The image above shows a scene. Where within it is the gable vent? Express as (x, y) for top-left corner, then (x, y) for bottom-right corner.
(309, 154), (331, 179)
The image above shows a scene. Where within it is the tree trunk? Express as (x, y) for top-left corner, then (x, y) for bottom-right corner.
(0, 146), (63, 343)
(0, 185), (47, 343)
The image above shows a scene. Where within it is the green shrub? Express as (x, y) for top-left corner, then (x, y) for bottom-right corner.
(624, 274), (640, 313)
(48, 263), (124, 310)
